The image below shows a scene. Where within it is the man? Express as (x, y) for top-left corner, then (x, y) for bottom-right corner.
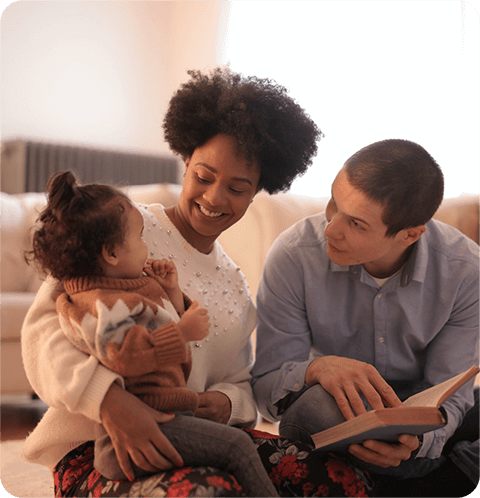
(252, 139), (478, 491)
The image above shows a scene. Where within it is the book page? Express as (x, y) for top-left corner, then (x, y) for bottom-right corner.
(403, 366), (479, 408)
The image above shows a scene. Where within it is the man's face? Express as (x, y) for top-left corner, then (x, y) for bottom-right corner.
(325, 168), (406, 277)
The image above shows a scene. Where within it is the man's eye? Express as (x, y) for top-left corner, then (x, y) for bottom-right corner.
(351, 219), (363, 229)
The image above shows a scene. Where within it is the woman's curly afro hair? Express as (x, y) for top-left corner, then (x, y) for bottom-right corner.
(163, 67), (323, 194)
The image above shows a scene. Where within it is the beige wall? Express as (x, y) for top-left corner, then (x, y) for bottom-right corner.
(1, 1), (229, 157)
(164, 1), (229, 96)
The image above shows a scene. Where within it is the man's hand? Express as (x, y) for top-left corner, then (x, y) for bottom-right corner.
(305, 356), (402, 420)
(348, 434), (420, 467)
(100, 384), (184, 481)
(195, 391), (232, 424)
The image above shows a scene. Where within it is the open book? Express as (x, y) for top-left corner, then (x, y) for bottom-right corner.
(312, 365), (479, 452)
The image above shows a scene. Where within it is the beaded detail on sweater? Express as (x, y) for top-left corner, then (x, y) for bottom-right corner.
(138, 203), (252, 349)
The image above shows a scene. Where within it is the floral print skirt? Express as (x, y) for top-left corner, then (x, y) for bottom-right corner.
(54, 429), (375, 497)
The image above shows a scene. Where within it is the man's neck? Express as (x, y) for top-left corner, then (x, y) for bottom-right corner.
(363, 245), (414, 279)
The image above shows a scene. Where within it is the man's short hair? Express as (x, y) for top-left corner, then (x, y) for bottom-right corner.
(344, 139), (444, 237)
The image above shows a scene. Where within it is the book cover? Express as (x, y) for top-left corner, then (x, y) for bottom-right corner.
(312, 365), (478, 452)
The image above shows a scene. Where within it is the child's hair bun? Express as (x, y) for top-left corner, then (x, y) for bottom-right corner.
(46, 171), (80, 213)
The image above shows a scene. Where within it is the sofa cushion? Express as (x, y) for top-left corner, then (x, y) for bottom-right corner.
(1, 292), (38, 340)
(1, 192), (35, 292)
(1, 192), (47, 293)
(433, 195), (479, 244)
(218, 191), (328, 301)
(1, 192), (26, 292)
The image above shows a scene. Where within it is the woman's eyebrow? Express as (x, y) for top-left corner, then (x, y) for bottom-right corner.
(197, 163), (253, 186)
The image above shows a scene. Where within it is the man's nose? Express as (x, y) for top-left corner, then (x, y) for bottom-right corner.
(325, 214), (342, 239)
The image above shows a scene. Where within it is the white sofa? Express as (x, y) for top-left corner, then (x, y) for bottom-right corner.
(1, 183), (478, 394)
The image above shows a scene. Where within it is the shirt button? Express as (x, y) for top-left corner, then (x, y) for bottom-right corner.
(379, 337), (385, 343)
(377, 294), (382, 298)
(294, 383), (299, 390)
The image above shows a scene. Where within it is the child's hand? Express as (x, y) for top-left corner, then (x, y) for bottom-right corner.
(144, 258), (179, 292)
(178, 300), (210, 343)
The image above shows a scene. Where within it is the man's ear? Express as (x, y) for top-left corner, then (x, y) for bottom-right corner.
(398, 225), (427, 247)
(101, 244), (119, 267)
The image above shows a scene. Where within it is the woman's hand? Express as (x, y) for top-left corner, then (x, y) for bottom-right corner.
(195, 391), (232, 424)
(348, 434), (420, 468)
(305, 355), (402, 420)
(100, 384), (184, 481)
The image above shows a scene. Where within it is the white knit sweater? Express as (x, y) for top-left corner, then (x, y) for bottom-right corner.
(21, 203), (258, 469)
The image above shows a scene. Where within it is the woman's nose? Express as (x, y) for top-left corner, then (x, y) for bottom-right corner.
(204, 184), (226, 206)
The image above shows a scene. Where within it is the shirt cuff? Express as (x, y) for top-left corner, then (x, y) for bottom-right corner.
(416, 431), (434, 458)
(272, 359), (314, 407)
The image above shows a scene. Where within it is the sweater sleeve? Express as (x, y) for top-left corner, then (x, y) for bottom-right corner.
(21, 278), (122, 424)
(103, 322), (188, 377)
(57, 290), (188, 378)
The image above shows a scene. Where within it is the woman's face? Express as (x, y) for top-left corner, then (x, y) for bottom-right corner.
(175, 134), (260, 253)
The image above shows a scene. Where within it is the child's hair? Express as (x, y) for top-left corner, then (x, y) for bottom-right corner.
(26, 171), (132, 281)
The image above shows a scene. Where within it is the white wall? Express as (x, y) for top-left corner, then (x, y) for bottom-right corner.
(1, 1), (227, 156)
(223, 0), (480, 199)
(3, 1), (477, 199)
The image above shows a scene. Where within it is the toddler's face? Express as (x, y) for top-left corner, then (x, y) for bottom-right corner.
(114, 205), (149, 279)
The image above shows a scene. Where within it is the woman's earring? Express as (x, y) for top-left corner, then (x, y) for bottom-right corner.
(183, 172), (186, 178)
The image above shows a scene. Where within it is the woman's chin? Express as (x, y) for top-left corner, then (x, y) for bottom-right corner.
(191, 217), (228, 240)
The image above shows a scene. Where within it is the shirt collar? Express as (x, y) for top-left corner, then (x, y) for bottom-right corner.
(406, 232), (428, 284)
(328, 235), (428, 287)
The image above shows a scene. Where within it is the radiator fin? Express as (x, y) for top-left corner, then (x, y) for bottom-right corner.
(2, 140), (179, 193)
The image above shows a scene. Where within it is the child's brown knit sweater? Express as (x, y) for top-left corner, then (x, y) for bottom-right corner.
(57, 275), (199, 413)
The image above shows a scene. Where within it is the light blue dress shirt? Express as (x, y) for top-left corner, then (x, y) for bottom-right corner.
(252, 213), (479, 459)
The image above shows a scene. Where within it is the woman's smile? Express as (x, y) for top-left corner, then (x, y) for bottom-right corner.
(196, 203), (225, 219)
(168, 134), (260, 254)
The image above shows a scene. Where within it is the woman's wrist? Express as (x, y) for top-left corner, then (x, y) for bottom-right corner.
(100, 382), (128, 423)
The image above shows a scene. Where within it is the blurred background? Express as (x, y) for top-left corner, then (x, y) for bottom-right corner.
(1, 0), (479, 199)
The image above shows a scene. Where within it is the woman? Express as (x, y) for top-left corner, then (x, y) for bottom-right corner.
(22, 68), (373, 497)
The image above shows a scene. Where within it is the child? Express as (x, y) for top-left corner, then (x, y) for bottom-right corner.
(27, 170), (278, 497)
